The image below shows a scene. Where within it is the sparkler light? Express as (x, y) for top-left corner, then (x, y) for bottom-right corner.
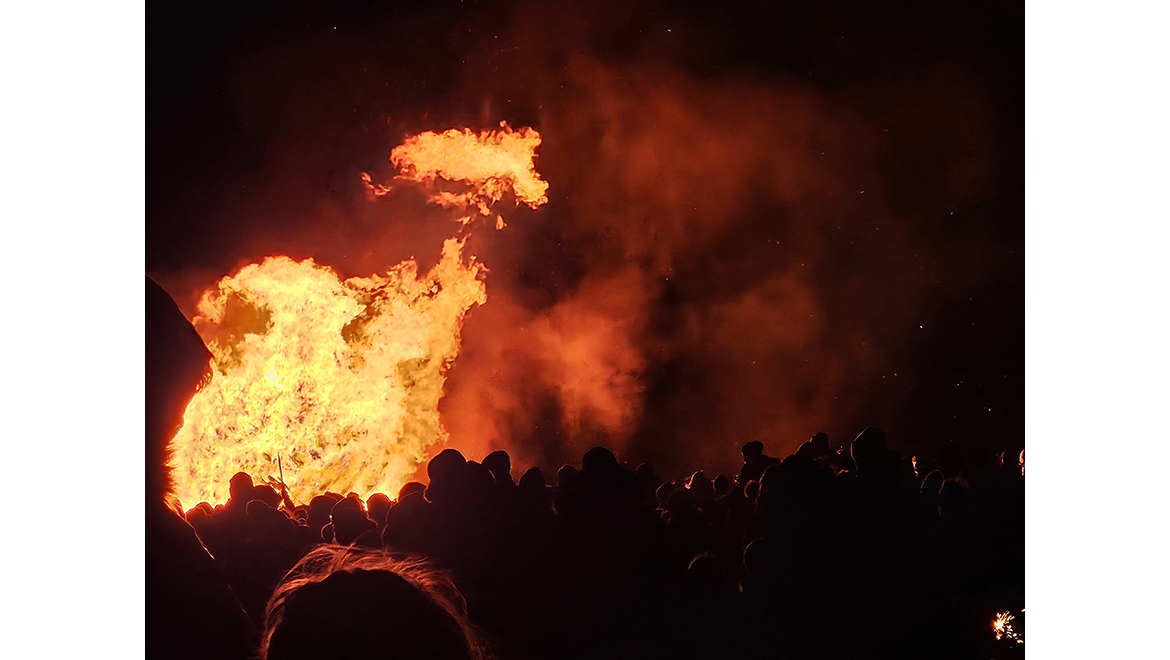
(992, 610), (1023, 643)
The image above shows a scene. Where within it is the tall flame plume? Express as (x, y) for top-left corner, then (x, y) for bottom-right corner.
(169, 125), (546, 507)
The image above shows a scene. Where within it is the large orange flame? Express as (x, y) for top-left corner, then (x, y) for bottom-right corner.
(169, 125), (546, 507)
(363, 122), (548, 218)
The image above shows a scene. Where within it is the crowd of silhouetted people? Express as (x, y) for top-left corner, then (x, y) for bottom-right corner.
(147, 277), (1023, 660)
(169, 433), (1024, 660)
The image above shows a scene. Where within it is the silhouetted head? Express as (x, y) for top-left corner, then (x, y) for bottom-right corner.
(331, 495), (363, 515)
(185, 504), (211, 528)
(996, 449), (1022, 478)
(920, 469), (945, 500)
(654, 482), (677, 508)
(426, 449), (467, 504)
(146, 277), (212, 503)
(687, 471), (708, 488)
(582, 446), (619, 472)
(366, 493), (392, 527)
(428, 449), (467, 479)
(382, 491), (429, 552)
(398, 482), (426, 501)
(742, 441), (765, 460)
(555, 464), (578, 487)
(795, 441), (819, 460)
(517, 467), (551, 512)
(308, 495), (341, 533)
(229, 472), (254, 502)
(261, 546), (484, 660)
(331, 507), (376, 546)
(518, 466), (546, 490)
(744, 480), (760, 501)
(252, 485), (282, 509)
(758, 464), (789, 501)
(247, 500), (289, 532)
(938, 479), (970, 518)
(482, 450), (513, 485)
(687, 471), (715, 505)
(850, 427), (889, 475)
(811, 432), (829, 449)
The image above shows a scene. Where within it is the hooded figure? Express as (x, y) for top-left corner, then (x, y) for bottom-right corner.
(146, 277), (254, 659)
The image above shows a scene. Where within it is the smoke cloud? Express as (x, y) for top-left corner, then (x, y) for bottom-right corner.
(150, 1), (1022, 484)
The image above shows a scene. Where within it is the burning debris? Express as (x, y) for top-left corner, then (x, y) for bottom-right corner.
(364, 122), (548, 218)
(992, 610), (1023, 643)
(169, 125), (547, 506)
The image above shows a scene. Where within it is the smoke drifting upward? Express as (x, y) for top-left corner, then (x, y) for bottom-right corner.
(442, 50), (1011, 479)
(150, 1), (1022, 484)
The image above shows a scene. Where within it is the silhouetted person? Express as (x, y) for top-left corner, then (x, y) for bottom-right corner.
(518, 466), (546, 490)
(921, 469), (945, 500)
(149, 321), (1024, 660)
(557, 447), (641, 522)
(938, 479), (970, 521)
(252, 484), (283, 509)
(686, 470), (715, 509)
(850, 427), (892, 477)
(738, 441), (780, 486)
(382, 490), (430, 554)
(331, 499), (378, 547)
(712, 474), (731, 497)
(811, 431), (830, 451)
(366, 492), (392, 530)
(426, 449), (468, 505)
(261, 545), (485, 660)
(226, 499), (316, 624)
(146, 277), (253, 660)
(517, 466), (552, 514)
(483, 450), (515, 487)
(555, 464), (578, 487)
(307, 494), (341, 539)
(229, 472), (254, 504)
(398, 481), (426, 501)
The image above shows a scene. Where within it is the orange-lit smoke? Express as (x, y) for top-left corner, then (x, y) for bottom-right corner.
(435, 54), (995, 477)
(169, 126), (547, 506)
(441, 266), (651, 465)
(157, 13), (1008, 485)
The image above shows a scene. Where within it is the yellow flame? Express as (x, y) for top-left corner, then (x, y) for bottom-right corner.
(388, 122), (549, 215)
(169, 239), (486, 506)
(360, 172), (392, 197)
(170, 125), (547, 507)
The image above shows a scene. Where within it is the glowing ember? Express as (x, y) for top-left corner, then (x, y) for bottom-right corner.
(170, 125), (547, 507)
(992, 610), (1023, 643)
(359, 172), (392, 197)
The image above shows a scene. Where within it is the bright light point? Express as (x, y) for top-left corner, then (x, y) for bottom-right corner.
(265, 369), (280, 384)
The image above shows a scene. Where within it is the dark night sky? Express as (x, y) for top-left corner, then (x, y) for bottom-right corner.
(148, 0), (1023, 478)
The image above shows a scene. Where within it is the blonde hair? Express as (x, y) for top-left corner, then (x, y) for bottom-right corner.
(261, 545), (489, 660)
